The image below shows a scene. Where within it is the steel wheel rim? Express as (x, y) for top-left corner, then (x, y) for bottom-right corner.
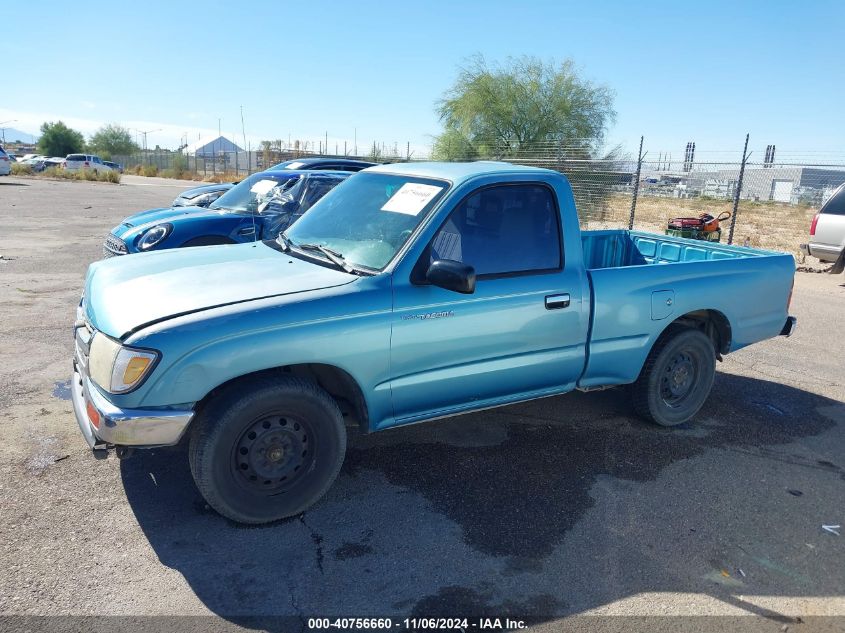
(231, 414), (313, 495)
(660, 351), (698, 408)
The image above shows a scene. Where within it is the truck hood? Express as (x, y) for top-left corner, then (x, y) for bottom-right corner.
(83, 241), (356, 338)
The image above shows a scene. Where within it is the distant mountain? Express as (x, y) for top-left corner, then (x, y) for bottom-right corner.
(0, 128), (38, 143)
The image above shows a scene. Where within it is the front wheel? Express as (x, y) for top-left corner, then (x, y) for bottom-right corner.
(189, 376), (346, 524)
(631, 327), (716, 426)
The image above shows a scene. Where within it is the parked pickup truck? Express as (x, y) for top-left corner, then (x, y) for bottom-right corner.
(71, 162), (797, 524)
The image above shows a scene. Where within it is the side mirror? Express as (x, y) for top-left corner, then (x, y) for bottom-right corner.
(426, 259), (476, 294)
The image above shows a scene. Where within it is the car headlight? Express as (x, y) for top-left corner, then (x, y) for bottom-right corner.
(88, 332), (159, 393)
(137, 224), (172, 251)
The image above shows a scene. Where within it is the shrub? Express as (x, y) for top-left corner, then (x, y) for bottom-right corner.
(42, 167), (65, 178)
(142, 165), (159, 177)
(103, 169), (121, 183)
(38, 166), (120, 183)
(172, 153), (188, 177)
(11, 163), (33, 176)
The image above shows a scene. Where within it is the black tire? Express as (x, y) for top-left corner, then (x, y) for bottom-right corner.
(181, 235), (236, 247)
(631, 327), (716, 427)
(188, 375), (346, 524)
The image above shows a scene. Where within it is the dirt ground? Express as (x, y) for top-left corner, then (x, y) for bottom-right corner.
(0, 175), (843, 631)
(585, 193), (821, 261)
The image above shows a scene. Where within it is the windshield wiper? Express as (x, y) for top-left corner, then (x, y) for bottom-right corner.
(297, 243), (355, 273)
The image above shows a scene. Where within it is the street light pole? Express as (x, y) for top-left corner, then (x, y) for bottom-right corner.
(0, 120), (18, 145)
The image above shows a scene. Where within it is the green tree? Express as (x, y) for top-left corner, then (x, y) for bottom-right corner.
(431, 128), (479, 161)
(432, 55), (615, 160)
(88, 124), (139, 158)
(37, 121), (85, 157)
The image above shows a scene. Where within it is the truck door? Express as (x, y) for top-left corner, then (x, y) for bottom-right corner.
(389, 183), (588, 423)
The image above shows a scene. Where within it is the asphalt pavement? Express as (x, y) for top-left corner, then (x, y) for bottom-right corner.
(0, 175), (843, 630)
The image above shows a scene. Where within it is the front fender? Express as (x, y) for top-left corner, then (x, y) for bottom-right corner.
(110, 275), (396, 430)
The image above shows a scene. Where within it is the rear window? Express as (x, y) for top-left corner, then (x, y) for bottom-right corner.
(67, 154), (86, 161)
(821, 186), (845, 216)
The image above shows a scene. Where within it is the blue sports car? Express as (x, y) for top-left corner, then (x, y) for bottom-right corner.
(103, 170), (351, 257)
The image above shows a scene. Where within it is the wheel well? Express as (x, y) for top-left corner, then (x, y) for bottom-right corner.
(664, 309), (732, 357)
(195, 364), (369, 433)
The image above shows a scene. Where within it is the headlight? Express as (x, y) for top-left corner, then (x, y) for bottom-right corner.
(137, 224), (172, 251)
(88, 332), (159, 393)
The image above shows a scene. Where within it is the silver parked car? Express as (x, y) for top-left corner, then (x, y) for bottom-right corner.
(802, 183), (845, 262)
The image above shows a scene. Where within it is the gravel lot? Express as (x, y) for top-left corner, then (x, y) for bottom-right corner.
(1, 175), (844, 629)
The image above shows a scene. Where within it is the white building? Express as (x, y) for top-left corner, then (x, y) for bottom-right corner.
(184, 135), (243, 157)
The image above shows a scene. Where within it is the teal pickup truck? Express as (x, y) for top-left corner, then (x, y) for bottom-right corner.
(72, 162), (797, 523)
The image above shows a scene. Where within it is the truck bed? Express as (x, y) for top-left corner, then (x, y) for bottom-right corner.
(581, 229), (769, 269)
(577, 230), (795, 389)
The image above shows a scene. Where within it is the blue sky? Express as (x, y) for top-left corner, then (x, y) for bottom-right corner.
(3, 0), (843, 159)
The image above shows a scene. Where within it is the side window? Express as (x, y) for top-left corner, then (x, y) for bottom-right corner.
(821, 187), (845, 216)
(93, 156), (102, 164)
(430, 184), (561, 277)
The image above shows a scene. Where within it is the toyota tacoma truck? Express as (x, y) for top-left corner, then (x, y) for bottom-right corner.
(72, 162), (797, 524)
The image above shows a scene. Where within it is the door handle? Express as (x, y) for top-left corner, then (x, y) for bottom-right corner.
(545, 293), (570, 309)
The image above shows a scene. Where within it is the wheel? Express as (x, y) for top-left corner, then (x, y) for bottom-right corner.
(189, 375), (346, 524)
(631, 327), (716, 426)
(181, 235), (236, 247)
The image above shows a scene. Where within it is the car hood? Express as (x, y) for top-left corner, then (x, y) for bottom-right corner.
(117, 206), (213, 229)
(83, 241), (355, 338)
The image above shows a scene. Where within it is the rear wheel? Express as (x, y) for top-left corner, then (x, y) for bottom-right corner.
(632, 327), (716, 426)
(189, 376), (346, 524)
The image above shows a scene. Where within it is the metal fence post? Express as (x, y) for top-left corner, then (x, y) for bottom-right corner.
(727, 133), (750, 245)
(628, 136), (644, 230)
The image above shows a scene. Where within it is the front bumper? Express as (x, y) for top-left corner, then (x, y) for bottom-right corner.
(780, 316), (797, 337)
(71, 363), (193, 453)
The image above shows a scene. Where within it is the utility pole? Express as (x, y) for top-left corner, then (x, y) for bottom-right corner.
(240, 106), (247, 155)
(136, 128), (161, 165)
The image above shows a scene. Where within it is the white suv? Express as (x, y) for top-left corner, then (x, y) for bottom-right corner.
(802, 183), (845, 263)
(64, 154), (112, 173)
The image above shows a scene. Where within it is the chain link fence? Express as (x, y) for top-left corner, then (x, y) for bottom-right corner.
(415, 136), (844, 259)
(114, 136), (845, 260)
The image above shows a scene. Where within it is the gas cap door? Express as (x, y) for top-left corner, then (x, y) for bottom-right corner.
(651, 290), (675, 321)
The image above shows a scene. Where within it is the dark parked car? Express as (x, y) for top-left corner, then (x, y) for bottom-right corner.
(268, 157), (376, 171)
(103, 170), (351, 256)
(103, 161), (124, 173)
(172, 182), (235, 208)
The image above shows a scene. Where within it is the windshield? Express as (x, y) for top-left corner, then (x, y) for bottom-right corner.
(285, 172), (449, 271)
(210, 172), (300, 212)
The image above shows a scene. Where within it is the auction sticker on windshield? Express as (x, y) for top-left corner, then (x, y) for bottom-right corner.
(381, 183), (443, 215)
(250, 179), (279, 195)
